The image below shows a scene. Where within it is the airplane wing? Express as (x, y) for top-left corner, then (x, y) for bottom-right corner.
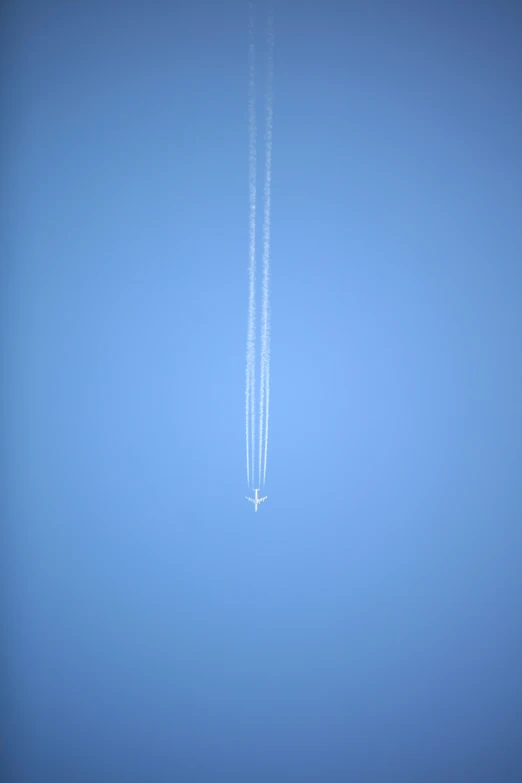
(259, 496), (267, 503)
(245, 496), (255, 503)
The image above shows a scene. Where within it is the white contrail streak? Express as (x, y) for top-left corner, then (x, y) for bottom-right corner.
(261, 12), (273, 486)
(246, 2), (257, 488)
(246, 5), (273, 492)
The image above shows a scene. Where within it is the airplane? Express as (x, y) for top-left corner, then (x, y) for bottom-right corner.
(245, 488), (267, 512)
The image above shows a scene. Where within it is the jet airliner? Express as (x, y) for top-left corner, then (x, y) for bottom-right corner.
(245, 488), (267, 511)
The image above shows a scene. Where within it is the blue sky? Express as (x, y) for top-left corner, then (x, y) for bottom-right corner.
(4, 1), (522, 781)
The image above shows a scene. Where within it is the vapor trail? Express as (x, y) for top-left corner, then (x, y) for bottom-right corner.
(246, 2), (257, 488)
(261, 12), (273, 486)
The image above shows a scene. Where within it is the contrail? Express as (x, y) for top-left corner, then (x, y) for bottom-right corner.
(246, 2), (256, 488)
(246, 5), (273, 492)
(261, 12), (273, 486)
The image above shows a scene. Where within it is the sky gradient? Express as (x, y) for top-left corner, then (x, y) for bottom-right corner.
(3, 1), (522, 781)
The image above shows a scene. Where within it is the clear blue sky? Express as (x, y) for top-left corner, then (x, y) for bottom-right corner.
(4, 1), (522, 781)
